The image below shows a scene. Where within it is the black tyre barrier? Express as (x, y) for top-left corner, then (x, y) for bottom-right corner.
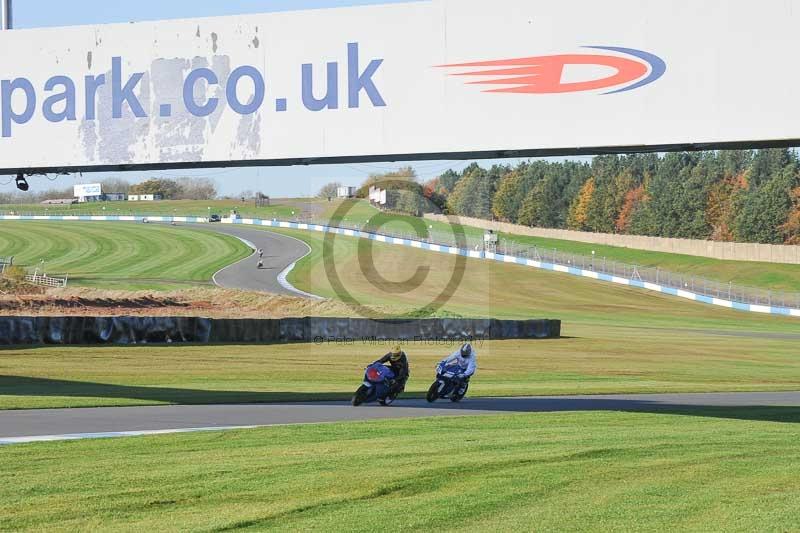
(0, 316), (561, 346)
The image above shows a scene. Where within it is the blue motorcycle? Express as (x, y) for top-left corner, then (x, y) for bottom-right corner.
(352, 363), (398, 407)
(427, 360), (469, 403)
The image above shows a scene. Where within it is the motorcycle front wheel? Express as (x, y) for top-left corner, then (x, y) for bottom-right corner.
(426, 381), (440, 403)
(352, 385), (369, 406)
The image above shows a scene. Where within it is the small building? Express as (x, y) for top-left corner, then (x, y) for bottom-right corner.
(128, 194), (162, 202)
(337, 186), (357, 198)
(484, 230), (498, 252)
(102, 193), (126, 202)
(74, 183), (102, 203)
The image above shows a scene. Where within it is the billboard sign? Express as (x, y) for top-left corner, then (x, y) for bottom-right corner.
(74, 183), (102, 197)
(1, 0), (799, 173)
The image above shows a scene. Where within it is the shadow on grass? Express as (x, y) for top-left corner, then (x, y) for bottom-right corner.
(3, 376), (800, 424)
(0, 376), (351, 405)
(445, 396), (800, 424)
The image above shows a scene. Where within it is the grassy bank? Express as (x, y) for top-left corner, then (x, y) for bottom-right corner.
(274, 227), (799, 331)
(3, 329), (800, 410)
(3, 411), (800, 530)
(0, 221), (250, 290)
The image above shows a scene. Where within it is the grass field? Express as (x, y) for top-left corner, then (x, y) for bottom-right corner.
(275, 227), (798, 330)
(498, 232), (800, 292)
(0, 221), (250, 290)
(0, 199), (299, 220)
(3, 327), (800, 409)
(325, 200), (800, 292)
(3, 209), (800, 531)
(6, 196), (800, 291)
(3, 411), (800, 531)
(3, 227), (800, 410)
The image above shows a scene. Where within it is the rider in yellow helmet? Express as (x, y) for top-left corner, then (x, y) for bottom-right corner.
(373, 344), (410, 395)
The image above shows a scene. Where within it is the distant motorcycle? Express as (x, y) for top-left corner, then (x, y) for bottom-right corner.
(426, 360), (468, 403)
(352, 363), (398, 407)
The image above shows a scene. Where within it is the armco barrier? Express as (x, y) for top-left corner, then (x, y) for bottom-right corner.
(1, 214), (798, 318)
(0, 317), (560, 346)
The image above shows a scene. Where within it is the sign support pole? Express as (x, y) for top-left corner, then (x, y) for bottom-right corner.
(1, 0), (11, 30)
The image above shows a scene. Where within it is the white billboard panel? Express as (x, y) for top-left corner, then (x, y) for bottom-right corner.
(74, 183), (102, 197)
(1, 0), (800, 172)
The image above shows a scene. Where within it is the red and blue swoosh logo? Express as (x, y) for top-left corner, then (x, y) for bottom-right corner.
(438, 46), (666, 95)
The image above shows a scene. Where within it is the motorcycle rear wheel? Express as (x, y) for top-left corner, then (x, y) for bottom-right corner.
(451, 382), (469, 403)
(426, 382), (440, 403)
(352, 385), (369, 407)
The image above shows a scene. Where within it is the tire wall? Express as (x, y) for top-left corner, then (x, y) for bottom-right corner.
(0, 317), (560, 346)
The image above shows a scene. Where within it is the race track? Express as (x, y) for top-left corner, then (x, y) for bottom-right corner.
(196, 224), (316, 298)
(3, 391), (800, 444)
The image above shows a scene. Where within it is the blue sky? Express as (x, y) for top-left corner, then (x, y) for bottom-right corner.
(5, 0), (583, 197)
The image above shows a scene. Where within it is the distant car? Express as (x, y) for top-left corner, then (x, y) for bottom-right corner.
(209, 214), (221, 223)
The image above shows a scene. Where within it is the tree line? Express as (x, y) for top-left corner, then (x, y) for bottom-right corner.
(0, 177), (219, 204)
(420, 149), (800, 245)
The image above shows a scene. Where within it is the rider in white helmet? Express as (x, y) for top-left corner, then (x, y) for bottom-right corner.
(439, 342), (477, 397)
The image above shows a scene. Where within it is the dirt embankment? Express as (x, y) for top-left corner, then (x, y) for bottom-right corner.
(0, 287), (360, 318)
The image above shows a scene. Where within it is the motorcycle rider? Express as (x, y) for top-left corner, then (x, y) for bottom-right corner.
(372, 344), (410, 395)
(439, 342), (477, 398)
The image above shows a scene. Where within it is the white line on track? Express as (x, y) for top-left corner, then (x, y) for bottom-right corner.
(0, 425), (261, 445)
(273, 232), (325, 300)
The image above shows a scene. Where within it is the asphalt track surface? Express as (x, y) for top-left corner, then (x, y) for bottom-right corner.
(193, 224), (314, 297)
(3, 392), (800, 444)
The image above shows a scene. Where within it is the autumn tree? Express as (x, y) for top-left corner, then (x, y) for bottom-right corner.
(492, 170), (524, 222)
(317, 182), (343, 199)
(447, 166), (493, 219)
(706, 173), (748, 241)
(567, 178), (595, 230)
(615, 184), (646, 233)
(129, 178), (182, 199)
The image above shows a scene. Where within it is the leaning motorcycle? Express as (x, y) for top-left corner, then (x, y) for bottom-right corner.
(426, 360), (468, 403)
(352, 363), (398, 407)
